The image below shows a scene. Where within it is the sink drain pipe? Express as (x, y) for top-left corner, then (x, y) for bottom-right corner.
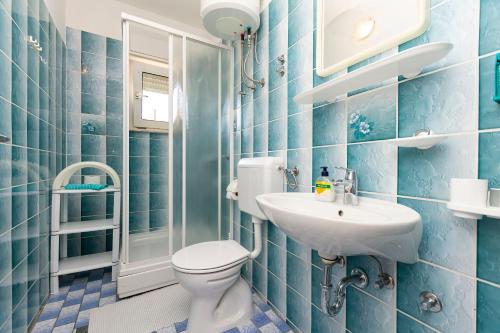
(320, 257), (369, 316)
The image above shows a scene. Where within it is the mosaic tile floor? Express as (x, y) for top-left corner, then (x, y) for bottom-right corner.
(31, 268), (117, 333)
(32, 268), (291, 333)
(153, 295), (293, 333)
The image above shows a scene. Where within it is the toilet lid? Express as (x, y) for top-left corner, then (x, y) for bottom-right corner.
(172, 240), (250, 272)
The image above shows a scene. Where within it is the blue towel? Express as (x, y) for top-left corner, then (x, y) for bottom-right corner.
(64, 184), (108, 190)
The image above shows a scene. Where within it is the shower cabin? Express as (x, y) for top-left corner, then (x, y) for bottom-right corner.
(118, 14), (234, 297)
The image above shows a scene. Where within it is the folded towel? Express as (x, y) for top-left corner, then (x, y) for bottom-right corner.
(64, 184), (108, 191)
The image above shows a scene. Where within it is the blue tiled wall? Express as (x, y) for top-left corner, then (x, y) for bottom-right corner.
(233, 0), (500, 332)
(129, 131), (168, 234)
(0, 0), (66, 331)
(65, 28), (124, 257)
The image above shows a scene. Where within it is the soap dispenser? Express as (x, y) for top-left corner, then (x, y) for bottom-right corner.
(315, 167), (335, 202)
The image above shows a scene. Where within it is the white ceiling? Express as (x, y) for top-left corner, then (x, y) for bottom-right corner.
(115, 0), (205, 30)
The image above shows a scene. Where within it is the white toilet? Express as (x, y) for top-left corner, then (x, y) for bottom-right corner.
(172, 157), (283, 333)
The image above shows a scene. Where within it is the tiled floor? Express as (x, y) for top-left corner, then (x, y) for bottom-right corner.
(154, 295), (293, 333)
(31, 268), (117, 333)
(32, 269), (291, 333)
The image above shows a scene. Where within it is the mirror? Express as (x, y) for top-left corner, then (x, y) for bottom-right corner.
(316, 0), (430, 76)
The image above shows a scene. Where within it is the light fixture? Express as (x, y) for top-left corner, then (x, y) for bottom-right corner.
(354, 17), (376, 40)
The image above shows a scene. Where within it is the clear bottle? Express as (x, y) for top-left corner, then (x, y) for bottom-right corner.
(315, 167), (335, 202)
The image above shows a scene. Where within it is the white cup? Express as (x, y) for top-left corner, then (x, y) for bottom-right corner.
(450, 178), (489, 207)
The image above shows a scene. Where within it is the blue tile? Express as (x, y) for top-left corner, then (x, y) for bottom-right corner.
(287, 33), (312, 83)
(312, 101), (346, 147)
(268, 223), (286, 248)
(397, 312), (435, 333)
(401, 0), (476, 71)
(11, 146), (27, 186)
(398, 63), (476, 137)
(106, 38), (122, 59)
(397, 262), (474, 332)
(268, 118), (286, 151)
(0, 143), (11, 189)
(12, 185), (27, 228)
(0, 272), (12, 327)
(287, 0), (313, 47)
(311, 305), (342, 333)
(312, 146), (346, 183)
(55, 304), (79, 327)
(479, 55), (500, 130)
(398, 134), (476, 200)
(11, 103), (27, 146)
(286, 237), (308, 262)
(286, 253), (309, 299)
(287, 76), (312, 116)
(12, 257), (27, 311)
(252, 262), (267, 297)
(81, 51), (105, 75)
(254, 93), (268, 126)
(286, 287), (310, 333)
(480, 0), (500, 56)
(106, 56), (122, 81)
(478, 217), (500, 284)
(479, 131), (500, 188)
(150, 137), (168, 156)
(66, 27), (81, 51)
(269, 0), (287, 31)
(268, 241), (286, 280)
(347, 142), (396, 194)
(348, 86), (396, 143)
(82, 31), (106, 55)
(81, 74), (105, 97)
(269, 19), (287, 63)
(81, 135), (106, 156)
(269, 85), (287, 122)
(12, 295), (27, 333)
(253, 124), (268, 153)
(477, 281), (500, 332)
(0, 230), (11, 283)
(267, 273), (286, 317)
(82, 93), (105, 115)
(12, 15), (27, 72)
(241, 127), (253, 154)
(106, 79), (122, 99)
(12, 221), (27, 272)
(398, 198), (474, 275)
(63, 289), (84, 306)
(0, 3), (11, 57)
(347, 287), (394, 333)
(12, 60), (27, 111)
(0, 50), (11, 101)
(269, 57), (287, 92)
(287, 111), (311, 149)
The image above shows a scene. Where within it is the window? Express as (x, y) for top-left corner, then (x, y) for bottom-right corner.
(131, 56), (169, 131)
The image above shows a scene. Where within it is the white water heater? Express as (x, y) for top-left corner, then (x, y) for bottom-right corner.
(201, 0), (260, 40)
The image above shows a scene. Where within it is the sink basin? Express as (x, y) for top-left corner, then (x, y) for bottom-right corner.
(256, 193), (422, 263)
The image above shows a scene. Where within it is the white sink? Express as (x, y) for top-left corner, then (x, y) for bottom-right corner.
(256, 193), (422, 263)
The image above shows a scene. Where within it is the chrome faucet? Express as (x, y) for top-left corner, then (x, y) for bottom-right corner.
(332, 167), (358, 206)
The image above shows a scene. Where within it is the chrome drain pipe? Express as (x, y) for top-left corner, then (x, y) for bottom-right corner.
(320, 258), (368, 316)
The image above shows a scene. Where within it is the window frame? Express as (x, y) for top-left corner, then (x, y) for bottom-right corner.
(130, 56), (169, 131)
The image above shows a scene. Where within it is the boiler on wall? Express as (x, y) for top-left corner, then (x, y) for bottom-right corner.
(200, 0), (260, 40)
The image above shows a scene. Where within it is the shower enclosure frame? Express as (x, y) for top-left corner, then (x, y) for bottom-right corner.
(119, 13), (234, 297)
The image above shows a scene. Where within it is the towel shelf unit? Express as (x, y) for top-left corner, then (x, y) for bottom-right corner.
(50, 162), (121, 294)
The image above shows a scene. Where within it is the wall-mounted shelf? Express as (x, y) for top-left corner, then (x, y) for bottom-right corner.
(447, 202), (500, 220)
(294, 42), (453, 105)
(391, 134), (449, 150)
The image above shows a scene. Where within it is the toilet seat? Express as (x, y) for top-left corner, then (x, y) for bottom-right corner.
(172, 240), (250, 274)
